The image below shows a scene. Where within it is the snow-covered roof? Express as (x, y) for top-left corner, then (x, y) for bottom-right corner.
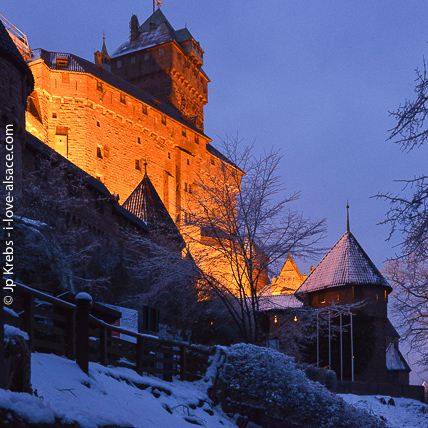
(296, 231), (391, 296)
(386, 343), (411, 372)
(258, 294), (303, 311)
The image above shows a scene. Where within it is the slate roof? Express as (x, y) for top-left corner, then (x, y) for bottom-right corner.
(29, 48), (208, 139)
(386, 343), (411, 372)
(112, 9), (198, 59)
(258, 294), (303, 311)
(0, 20), (34, 92)
(386, 318), (400, 338)
(123, 173), (185, 248)
(296, 231), (391, 296)
(206, 143), (245, 174)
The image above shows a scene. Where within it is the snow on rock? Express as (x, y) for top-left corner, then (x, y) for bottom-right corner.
(0, 389), (56, 425)
(217, 343), (387, 427)
(340, 394), (428, 428)
(26, 353), (236, 428)
(4, 324), (29, 341)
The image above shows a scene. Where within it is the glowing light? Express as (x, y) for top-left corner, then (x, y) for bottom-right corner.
(274, 315), (278, 323)
(294, 316), (297, 322)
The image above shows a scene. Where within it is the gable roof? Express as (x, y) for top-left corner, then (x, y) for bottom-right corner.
(0, 20), (34, 92)
(272, 254), (304, 294)
(258, 293), (303, 311)
(296, 231), (391, 296)
(122, 173), (185, 249)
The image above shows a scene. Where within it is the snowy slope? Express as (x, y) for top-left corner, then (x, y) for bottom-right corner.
(1, 352), (237, 428)
(340, 394), (428, 428)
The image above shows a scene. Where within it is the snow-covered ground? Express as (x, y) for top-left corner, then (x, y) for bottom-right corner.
(0, 351), (427, 427)
(340, 393), (428, 428)
(0, 352), (236, 428)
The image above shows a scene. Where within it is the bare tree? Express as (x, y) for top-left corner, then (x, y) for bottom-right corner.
(179, 136), (326, 344)
(384, 255), (428, 365)
(376, 58), (428, 259)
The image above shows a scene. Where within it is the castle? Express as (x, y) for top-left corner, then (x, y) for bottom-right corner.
(1, 8), (419, 397)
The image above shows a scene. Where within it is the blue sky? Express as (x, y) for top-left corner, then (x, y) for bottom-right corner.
(2, 0), (428, 380)
(3, 0), (427, 272)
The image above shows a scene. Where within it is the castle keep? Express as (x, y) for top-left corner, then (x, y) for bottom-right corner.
(24, 9), (239, 236)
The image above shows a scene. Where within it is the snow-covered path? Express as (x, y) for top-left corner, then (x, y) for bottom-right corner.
(340, 393), (428, 428)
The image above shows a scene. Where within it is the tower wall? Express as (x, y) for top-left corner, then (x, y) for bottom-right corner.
(309, 285), (389, 383)
(111, 42), (207, 131)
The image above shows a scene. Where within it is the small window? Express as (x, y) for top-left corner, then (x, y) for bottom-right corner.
(52, 112), (57, 119)
(138, 137), (141, 144)
(117, 60), (122, 69)
(168, 152), (171, 159)
(195, 135), (199, 145)
(144, 52), (150, 61)
(62, 73), (70, 84)
(161, 115), (166, 125)
(182, 128), (187, 137)
(97, 81), (103, 92)
(135, 159), (141, 171)
(187, 159), (190, 166)
(97, 121), (101, 128)
(96, 174), (102, 182)
(96, 147), (103, 159)
(188, 184), (192, 194)
(337, 294), (340, 302)
(376, 294), (379, 303)
(120, 94), (126, 104)
(274, 315), (278, 324)
(142, 105), (148, 115)
(184, 182), (188, 192)
(319, 292), (326, 304)
(131, 57), (136, 65)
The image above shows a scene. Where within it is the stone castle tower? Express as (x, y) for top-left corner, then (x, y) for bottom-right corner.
(110, 9), (208, 132)
(0, 20), (34, 194)
(295, 216), (410, 385)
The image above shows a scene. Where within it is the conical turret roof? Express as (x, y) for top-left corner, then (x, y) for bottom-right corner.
(295, 231), (391, 296)
(123, 173), (185, 249)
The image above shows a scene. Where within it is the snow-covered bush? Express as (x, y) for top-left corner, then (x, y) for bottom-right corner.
(217, 343), (386, 428)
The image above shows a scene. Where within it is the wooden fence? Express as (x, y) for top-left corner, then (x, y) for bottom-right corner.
(3, 282), (211, 381)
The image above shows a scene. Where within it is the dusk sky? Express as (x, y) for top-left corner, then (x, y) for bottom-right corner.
(2, 1), (428, 378)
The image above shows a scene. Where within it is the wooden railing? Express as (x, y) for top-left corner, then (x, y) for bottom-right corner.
(3, 282), (211, 381)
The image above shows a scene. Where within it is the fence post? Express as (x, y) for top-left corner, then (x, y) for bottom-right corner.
(75, 293), (92, 374)
(180, 345), (187, 381)
(65, 308), (76, 360)
(22, 293), (35, 352)
(99, 325), (107, 366)
(136, 337), (145, 375)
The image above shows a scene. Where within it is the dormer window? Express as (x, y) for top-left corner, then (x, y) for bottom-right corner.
(120, 94), (126, 104)
(56, 56), (68, 68)
(142, 105), (148, 115)
(182, 128), (187, 137)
